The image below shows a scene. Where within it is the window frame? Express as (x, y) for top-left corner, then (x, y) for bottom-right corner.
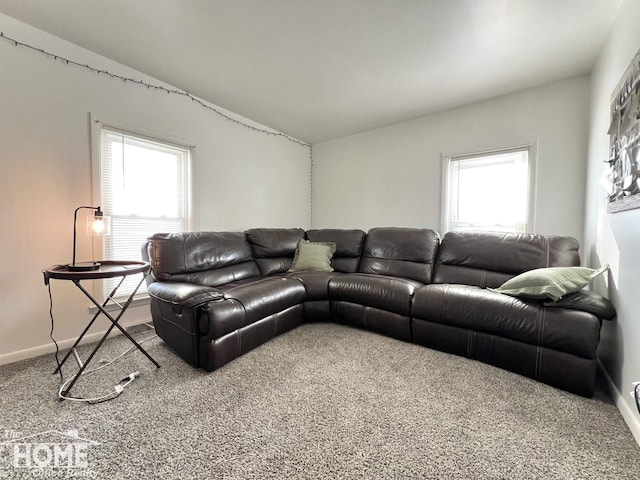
(90, 113), (197, 300)
(441, 143), (537, 234)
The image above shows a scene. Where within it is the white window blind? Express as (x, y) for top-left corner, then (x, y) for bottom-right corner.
(100, 127), (190, 298)
(444, 147), (531, 233)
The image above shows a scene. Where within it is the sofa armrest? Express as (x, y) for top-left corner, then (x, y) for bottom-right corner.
(147, 282), (225, 309)
(544, 290), (616, 320)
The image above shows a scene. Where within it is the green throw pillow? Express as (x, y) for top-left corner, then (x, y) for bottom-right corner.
(489, 265), (609, 302)
(288, 240), (337, 272)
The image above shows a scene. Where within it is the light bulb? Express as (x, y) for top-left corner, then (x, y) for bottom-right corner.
(86, 210), (110, 236)
(92, 219), (105, 234)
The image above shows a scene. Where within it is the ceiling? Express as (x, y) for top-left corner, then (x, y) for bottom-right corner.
(0, 0), (623, 144)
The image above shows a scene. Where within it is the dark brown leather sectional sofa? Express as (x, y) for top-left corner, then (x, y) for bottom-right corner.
(142, 228), (615, 397)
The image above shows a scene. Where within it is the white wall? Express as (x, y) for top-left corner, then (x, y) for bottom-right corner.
(312, 75), (590, 243)
(583, 0), (640, 444)
(0, 14), (310, 363)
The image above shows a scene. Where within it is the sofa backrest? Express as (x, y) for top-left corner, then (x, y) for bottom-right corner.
(146, 232), (260, 286)
(305, 229), (366, 273)
(357, 227), (440, 284)
(433, 231), (580, 288)
(245, 228), (306, 276)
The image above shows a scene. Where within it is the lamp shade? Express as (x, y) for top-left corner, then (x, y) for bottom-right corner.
(86, 212), (111, 236)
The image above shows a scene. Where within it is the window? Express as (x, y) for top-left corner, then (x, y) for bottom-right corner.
(95, 123), (191, 298)
(442, 146), (533, 233)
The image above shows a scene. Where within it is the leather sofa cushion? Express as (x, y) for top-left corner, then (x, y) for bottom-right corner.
(411, 318), (598, 396)
(200, 305), (303, 370)
(329, 273), (422, 316)
(245, 228), (306, 276)
(357, 227), (440, 284)
(412, 284), (600, 359)
(147, 232), (259, 286)
(200, 298), (246, 340)
(218, 277), (306, 326)
(306, 229), (366, 273)
(543, 290), (616, 320)
(281, 271), (337, 301)
(331, 301), (411, 342)
(433, 231), (580, 288)
(148, 282), (224, 309)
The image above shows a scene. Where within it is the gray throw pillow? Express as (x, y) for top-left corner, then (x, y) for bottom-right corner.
(489, 265), (609, 301)
(288, 240), (337, 272)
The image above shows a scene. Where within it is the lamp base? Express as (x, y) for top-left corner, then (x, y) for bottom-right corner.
(66, 262), (101, 272)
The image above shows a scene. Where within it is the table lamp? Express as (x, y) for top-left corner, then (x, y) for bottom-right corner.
(67, 206), (111, 271)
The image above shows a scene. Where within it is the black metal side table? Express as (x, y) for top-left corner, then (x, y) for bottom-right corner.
(43, 260), (160, 398)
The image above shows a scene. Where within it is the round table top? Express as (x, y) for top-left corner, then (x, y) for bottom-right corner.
(43, 260), (150, 281)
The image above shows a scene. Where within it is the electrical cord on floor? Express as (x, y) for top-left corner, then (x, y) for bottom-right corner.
(56, 332), (158, 404)
(48, 284), (158, 404)
(59, 371), (141, 404)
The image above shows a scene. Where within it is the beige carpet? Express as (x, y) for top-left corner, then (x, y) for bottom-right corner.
(1, 322), (638, 479)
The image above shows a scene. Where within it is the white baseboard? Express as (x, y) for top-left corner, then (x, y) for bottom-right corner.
(598, 359), (640, 447)
(0, 318), (153, 367)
